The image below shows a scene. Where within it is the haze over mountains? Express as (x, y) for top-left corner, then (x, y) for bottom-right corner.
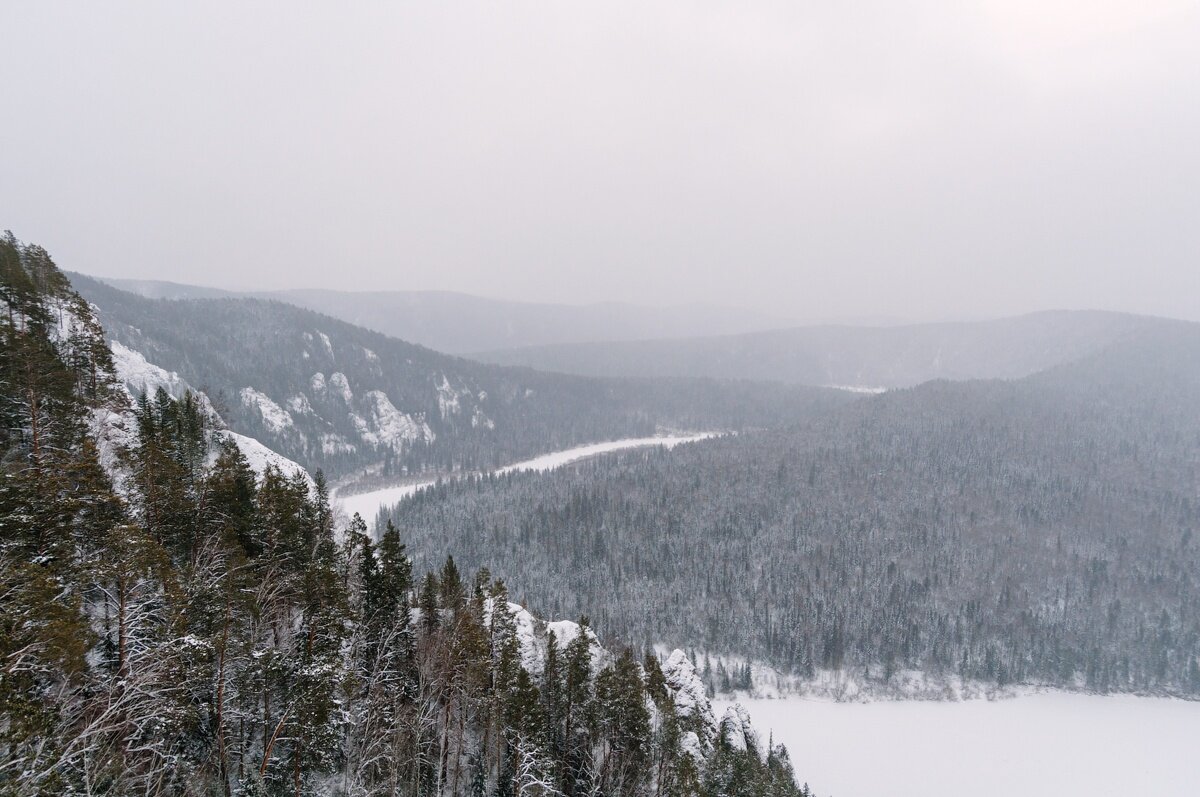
(477, 310), (1167, 388)
(101, 277), (799, 354)
(96, 275), (1178, 393)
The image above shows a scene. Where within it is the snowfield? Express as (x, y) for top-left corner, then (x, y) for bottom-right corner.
(714, 694), (1200, 797)
(334, 433), (717, 525)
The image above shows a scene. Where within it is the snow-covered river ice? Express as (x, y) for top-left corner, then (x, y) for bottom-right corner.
(714, 693), (1200, 797)
(332, 433), (716, 524)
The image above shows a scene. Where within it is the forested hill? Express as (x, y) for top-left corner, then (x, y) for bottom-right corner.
(4, 235), (815, 794)
(475, 310), (1163, 389)
(71, 273), (850, 484)
(388, 322), (1200, 697)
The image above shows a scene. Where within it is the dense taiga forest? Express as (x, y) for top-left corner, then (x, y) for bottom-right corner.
(388, 325), (1200, 696)
(2, 236), (811, 795)
(71, 274), (849, 485)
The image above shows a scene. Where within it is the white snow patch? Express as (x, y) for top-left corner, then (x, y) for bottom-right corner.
(336, 480), (425, 525)
(216, 430), (311, 487)
(329, 372), (353, 405)
(239, 388), (294, 433)
(354, 391), (433, 449)
(482, 601), (609, 678)
(286, 394), (314, 415)
(718, 704), (761, 758)
(663, 649), (718, 740)
(679, 731), (703, 762)
(89, 406), (137, 495)
(321, 433), (357, 456)
(110, 340), (206, 408)
(106, 342), (311, 490)
(436, 375), (461, 419)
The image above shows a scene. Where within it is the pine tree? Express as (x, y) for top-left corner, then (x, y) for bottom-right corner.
(595, 648), (651, 796)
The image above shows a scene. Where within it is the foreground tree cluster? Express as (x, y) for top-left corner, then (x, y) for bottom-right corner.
(1, 236), (808, 796)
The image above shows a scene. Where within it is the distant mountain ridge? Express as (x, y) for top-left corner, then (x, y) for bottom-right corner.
(476, 310), (1179, 389)
(97, 277), (798, 354)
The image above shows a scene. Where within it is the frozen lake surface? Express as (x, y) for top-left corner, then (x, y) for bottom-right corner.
(713, 693), (1200, 797)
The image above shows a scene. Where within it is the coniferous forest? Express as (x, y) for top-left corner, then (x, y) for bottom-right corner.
(1, 238), (810, 795)
(387, 328), (1200, 697)
(7, 6), (1200, 794)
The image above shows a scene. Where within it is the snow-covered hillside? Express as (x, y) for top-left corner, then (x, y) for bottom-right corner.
(107, 339), (310, 485)
(491, 599), (769, 771)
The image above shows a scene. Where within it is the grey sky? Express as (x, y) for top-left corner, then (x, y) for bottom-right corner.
(2, 1), (1198, 322)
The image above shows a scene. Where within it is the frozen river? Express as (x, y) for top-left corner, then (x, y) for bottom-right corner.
(333, 433), (716, 524)
(713, 693), (1200, 797)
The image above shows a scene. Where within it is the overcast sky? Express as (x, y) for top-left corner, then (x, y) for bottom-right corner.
(2, 1), (1198, 322)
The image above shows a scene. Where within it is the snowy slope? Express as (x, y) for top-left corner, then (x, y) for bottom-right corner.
(482, 596), (761, 771)
(108, 340), (310, 484)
